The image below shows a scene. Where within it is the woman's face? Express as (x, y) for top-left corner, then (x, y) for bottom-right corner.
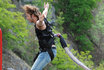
(26, 13), (37, 23)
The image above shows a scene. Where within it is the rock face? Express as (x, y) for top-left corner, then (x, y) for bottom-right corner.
(2, 49), (31, 70)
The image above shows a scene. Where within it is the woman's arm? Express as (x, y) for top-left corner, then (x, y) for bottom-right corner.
(36, 3), (49, 29)
(42, 2), (49, 18)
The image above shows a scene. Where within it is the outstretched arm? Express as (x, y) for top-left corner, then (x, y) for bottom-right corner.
(42, 2), (49, 18)
(36, 2), (49, 28)
(54, 33), (67, 48)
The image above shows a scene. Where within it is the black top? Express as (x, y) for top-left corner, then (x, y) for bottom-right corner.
(34, 18), (55, 49)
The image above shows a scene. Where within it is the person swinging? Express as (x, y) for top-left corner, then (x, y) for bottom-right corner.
(22, 2), (57, 70)
(22, 2), (91, 70)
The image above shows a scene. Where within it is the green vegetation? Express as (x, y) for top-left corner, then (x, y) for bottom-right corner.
(53, 0), (99, 51)
(0, 0), (33, 65)
(90, 2), (104, 49)
(52, 47), (94, 70)
(1, 0), (104, 70)
(0, 0), (28, 49)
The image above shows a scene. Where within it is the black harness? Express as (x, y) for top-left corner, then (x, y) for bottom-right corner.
(33, 18), (55, 62)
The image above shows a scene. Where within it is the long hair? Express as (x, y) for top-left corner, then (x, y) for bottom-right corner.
(22, 5), (40, 19)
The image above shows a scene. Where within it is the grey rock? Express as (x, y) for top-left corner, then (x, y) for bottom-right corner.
(7, 68), (15, 70)
(2, 49), (31, 70)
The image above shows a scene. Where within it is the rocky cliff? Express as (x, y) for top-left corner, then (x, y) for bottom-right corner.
(2, 48), (31, 70)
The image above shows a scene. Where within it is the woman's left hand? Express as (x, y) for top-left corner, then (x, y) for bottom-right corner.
(44, 2), (49, 9)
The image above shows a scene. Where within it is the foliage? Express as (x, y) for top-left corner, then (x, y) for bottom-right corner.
(90, 1), (104, 49)
(55, 12), (64, 33)
(2, 0), (104, 70)
(51, 38), (94, 70)
(0, 0), (29, 50)
(0, 0), (32, 65)
(51, 43), (104, 70)
(28, 0), (53, 13)
(52, 0), (99, 51)
(93, 61), (104, 70)
(51, 13), (94, 69)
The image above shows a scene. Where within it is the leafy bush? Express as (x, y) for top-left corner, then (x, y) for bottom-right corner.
(51, 40), (94, 70)
(53, 0), (99, 51)
(0, 0), (29, 50)
(90, 1), (104, 50)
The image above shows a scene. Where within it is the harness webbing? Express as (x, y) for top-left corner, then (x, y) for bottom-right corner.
(33, 18), (55, 62)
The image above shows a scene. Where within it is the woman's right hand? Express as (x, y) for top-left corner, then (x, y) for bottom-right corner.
(39, 13), (44, 22)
